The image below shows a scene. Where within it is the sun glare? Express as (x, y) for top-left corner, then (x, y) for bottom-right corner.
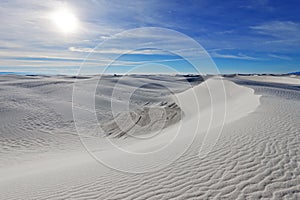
(51, 9), (78, 34)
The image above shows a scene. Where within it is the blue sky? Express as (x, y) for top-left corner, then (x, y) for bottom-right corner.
(0, 0), (299, 74)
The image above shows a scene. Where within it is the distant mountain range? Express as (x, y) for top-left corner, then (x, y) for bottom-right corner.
(288, 71), (300, 75)
(1, 71), (300, 76)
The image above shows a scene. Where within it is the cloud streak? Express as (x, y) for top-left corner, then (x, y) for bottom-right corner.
(68, 47), (173, 55)
(211, 52), (261, 60)
(268, 54), (292, 60)
(250, 21), (300, 39)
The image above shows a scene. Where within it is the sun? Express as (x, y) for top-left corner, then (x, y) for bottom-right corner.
(51, 9), (78, 34)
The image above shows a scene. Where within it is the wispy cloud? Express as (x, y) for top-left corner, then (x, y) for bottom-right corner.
(250, 21), (300, 39)
(211, 52), (260, 60)
(68, 47), (173, 55)
(268, 54), (292, 60)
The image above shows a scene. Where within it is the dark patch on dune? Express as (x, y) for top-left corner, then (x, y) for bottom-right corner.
(102, 102), (182, 138)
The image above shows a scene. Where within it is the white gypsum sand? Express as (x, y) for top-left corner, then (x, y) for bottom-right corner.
(0, 75), (299, 199)
(238, 75), (300, 85)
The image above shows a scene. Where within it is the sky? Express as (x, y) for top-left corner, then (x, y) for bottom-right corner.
(0, 0), (299, 74)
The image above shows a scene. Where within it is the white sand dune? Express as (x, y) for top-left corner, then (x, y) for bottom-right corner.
(0, 75), (299, 199)
(238, 75), (300, 85)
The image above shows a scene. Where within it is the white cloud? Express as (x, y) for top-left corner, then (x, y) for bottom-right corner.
(268, 54), (292, 60)
(250, 21), (300, 39)
(0, 0), (125, 69)
(68, 47), (173, 55)
(211, 52), (260, 60)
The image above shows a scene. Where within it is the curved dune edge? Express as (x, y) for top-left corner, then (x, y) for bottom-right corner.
(172, 77), (261, 158)
(115, 78), (261, 157)
(176, 77), (261, 124)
